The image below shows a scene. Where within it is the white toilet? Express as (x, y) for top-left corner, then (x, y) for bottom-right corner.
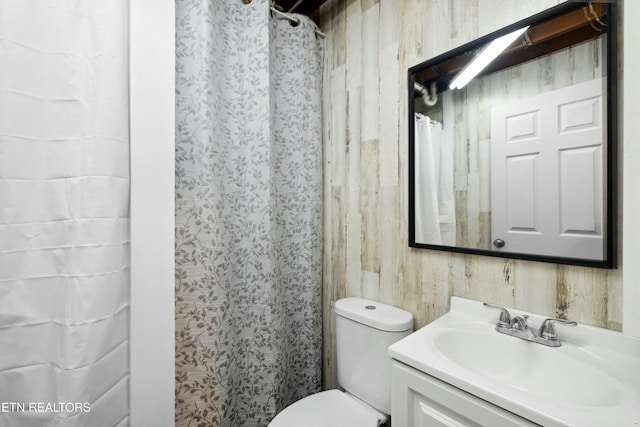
(269, 297), (413, 427)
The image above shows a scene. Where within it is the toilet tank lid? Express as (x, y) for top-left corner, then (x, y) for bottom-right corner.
(335, 298), (413, 332)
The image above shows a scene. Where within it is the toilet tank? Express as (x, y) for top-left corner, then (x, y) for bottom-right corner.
(334, 298), (413, 415)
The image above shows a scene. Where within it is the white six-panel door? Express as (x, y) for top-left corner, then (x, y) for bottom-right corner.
(491, 79), (604, 260)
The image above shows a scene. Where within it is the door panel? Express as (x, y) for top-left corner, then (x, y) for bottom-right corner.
(491, 79), (603, 259)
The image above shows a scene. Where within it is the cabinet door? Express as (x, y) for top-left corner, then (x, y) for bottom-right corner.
(391, 361), (540, 427)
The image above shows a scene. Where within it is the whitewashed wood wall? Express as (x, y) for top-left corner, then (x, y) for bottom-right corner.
(318, 0), (623, 389)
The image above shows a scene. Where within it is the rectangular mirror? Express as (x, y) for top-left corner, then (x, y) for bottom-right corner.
(408, 1), (617, 268)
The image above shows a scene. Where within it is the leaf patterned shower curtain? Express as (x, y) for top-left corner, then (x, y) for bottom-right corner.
(175, 0), (323, 425)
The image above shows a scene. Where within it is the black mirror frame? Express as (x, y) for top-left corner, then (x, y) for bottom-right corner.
(408, 1), (617, 269)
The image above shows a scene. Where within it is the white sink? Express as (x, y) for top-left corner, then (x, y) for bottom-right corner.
(433, 327), (624, 407)
(389, 297), (640, 427)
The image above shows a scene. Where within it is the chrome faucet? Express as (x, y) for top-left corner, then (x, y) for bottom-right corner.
(483, 303), (577, 347)
(538, 317), (578, 346)
(508, 315), (537, 340)
(483, 302), (511, 327)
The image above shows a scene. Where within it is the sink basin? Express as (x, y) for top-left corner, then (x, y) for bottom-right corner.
(433, 328), (623, 407)
(389, 297), (640, 427)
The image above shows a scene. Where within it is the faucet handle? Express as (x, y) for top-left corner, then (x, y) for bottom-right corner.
(483, 302), (512, 327)
(538, 318), (577, 340)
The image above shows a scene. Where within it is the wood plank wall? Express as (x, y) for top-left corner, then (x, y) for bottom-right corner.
(319, 0), (623, 389)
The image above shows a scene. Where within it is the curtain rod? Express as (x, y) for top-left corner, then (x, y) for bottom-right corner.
(269, 6), (326, 38)
(286, 0), (304, 13)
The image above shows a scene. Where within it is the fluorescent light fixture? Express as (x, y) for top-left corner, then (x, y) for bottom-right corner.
(449, 26), (530, 90)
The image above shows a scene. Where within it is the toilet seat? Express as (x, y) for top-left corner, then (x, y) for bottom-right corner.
(268, 390), (383, 427)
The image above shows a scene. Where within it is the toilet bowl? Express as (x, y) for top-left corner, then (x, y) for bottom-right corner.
(269, 298), (413, 426)
(269, 390), (383, 427)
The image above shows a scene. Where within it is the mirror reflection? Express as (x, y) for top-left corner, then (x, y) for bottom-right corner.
(408, 2), (615, 267)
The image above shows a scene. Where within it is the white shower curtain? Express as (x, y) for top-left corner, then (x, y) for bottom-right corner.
(0, 1), (130, 426)
(175, 0), (323, 426)
(414, 114), (455, 245)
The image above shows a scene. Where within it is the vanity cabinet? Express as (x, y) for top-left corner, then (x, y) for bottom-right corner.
(388, 297), (640, 426)
(390, 361), (539, 427)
